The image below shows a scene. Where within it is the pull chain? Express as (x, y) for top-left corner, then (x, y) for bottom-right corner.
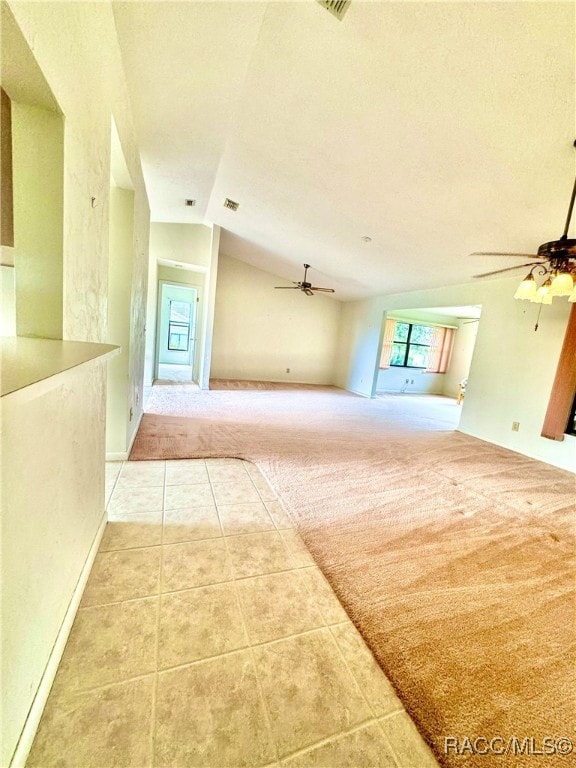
(534, 303), (543, 332)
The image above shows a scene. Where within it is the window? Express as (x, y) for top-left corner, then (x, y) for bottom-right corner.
(167, 300), (191, 351)
(390, 322), (434, 368)
(380, 319), (454, 373)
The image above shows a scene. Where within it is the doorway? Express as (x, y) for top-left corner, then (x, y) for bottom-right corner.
(156, 281), (198, 383)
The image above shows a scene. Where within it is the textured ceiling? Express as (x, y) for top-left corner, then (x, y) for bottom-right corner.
(113, 1), (575, 300)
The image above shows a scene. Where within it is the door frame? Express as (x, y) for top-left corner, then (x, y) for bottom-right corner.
(155, 279), (201, 382)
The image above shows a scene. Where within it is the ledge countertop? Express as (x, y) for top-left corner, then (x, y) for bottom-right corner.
(1, 336), (119, 397)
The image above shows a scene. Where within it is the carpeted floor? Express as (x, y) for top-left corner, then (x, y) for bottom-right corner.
(130, 382), (576, 768)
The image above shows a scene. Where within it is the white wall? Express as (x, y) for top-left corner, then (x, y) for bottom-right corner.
(144, 223), (213, 385)
(334, 276), (574, 471)
(377, 366), (445, 395)
(1, 361), (108, 768)
(1, 4), (150, 764)
(0, 265), (16, 335)
(201, 225), (220, 389)
(211, 253), (342, 385)
(106, 185), (134, 456)
(150, 222), (212, 267)
(444, 319), (479, 398)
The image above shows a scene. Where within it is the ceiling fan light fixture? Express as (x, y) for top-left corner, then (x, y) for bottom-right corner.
(514, 272), (537, 301)
(531, 278), (553, 304)
(549, 270), (574, 297)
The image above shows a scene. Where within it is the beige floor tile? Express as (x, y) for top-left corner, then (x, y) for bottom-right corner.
(164, 482), (214, 510)
(300, 567), (349, 625)
(378, 712), (439, 768)
(251, 475), (277, 501)
(105, 461), (123, 482)
(281, 722), (397, 767)
(279, 529), (316, 568)
(253, 628), (371, 757)
(99, 510), (163, 551)
(81, 547), (161, 606)
(162, 538), (233, 592)
(165, 458), (208, 485)
(27, 676), (154, 768)
(154, 650), (276, 767)
(117, 460), (165, 487)
(242, 459), (262, 475)
(265, 500), (294, 529)
(108, 485), (164, 515)
(212, 478), (262, 505)
(331, 624), (402, 716)
(218, 501), (275, 536)
(104, 462), (122, 506)
(206, 459), (249, 482)
(236, 570), (323, 644)
(158, 583), (247, 669)
(163, 505), (221, 544)
(54, 598), (158, 694)
(226, 531), (294, 579)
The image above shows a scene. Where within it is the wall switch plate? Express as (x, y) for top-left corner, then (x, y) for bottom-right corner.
(512, 421), (520, 432)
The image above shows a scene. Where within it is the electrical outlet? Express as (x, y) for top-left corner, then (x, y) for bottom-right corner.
(512, 421), (520, 432)
(286, 367), (290, 373)
(410, 379), (414, 384)
(405, 378), (409, 384)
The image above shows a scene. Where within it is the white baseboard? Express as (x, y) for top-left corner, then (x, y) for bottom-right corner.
(106, 411), (143, 462)
(346, 387), (371, 398)
(9, 510), (107, 768)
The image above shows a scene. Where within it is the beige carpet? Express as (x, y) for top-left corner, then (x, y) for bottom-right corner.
(130, 382), (576, 767)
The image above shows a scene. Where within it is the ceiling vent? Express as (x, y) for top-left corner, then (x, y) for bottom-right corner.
(317, 0), (351, 21)
(185, 199), (196, 207)
(224, 198), (239, 211)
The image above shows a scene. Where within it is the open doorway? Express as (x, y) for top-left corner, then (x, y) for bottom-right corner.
(156, 281), (199, 383)
(374, 304), (482, 428)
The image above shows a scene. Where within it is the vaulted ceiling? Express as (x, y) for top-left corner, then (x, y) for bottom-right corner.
(113, 1), (575, 300)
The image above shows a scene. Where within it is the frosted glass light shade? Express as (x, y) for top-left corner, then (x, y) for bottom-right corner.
(514, 275), (537, 300)
(532, 292), (553, 305)
(549, 271), (574, 297)
(569, 285), (576, 302)
(531, 279), (552, 304)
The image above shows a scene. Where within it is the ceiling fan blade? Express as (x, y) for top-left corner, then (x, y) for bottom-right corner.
(309, 287), (335, 293)
(274, 286), (299, 289)
(469, 251), (540, 258)
(473, 261), (541, 278)
(275, 265), (335, 296)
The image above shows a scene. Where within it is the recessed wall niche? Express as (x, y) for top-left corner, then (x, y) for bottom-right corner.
(1, 3), (64, 339)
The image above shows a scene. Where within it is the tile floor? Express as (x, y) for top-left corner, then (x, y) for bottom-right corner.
(27, 459), (439, 768)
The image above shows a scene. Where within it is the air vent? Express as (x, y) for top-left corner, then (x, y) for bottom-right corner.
(185, 199), (196, 207)
(224, 198), (239, 211)
(317, 0), (350, 21)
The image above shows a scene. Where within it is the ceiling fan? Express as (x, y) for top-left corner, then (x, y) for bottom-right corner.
(470, 145), (576, 296)
(274, 264), (335, 296)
